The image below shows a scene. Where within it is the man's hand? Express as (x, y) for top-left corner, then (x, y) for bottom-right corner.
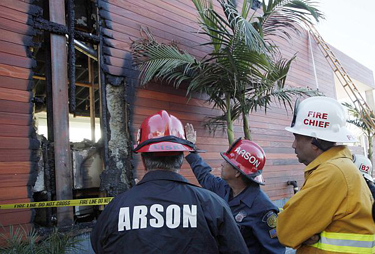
(185, 123), (196, 144)
(302, 234), (320, 245)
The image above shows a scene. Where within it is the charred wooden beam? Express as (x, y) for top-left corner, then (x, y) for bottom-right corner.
(89, 58), (96, 142)
(97, 6), (109, 166)
(33, 17), (100, 44)
(67, 0), (76, 113)
(42, 0), (54, 143)
(49, 0), (73, 227)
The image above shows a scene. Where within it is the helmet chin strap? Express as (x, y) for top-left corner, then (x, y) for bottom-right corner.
(311, 138), (330, 152)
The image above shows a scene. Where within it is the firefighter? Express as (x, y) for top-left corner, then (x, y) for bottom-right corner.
(90, 110), (248, 254)
(353, 154), (375, 198)
(185, 124), (285, 254)
(277, 96), (375, 253)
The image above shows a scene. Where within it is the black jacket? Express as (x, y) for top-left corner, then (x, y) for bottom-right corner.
(90, 170), (248, 254)
(367, 180), (375, 200)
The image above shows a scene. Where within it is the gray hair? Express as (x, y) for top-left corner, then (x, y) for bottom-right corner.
(141, 152), (184, 172)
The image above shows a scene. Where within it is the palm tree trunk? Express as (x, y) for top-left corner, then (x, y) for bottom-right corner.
(368, 134), (373, 162)
(242, 111), (251, 140)
(226, 94), (235, 145)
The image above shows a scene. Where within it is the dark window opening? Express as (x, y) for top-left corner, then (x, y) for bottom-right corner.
(31, 0), (103, 227)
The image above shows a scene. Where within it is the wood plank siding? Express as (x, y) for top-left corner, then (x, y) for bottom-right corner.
(0, 0), (372, 236)
(0, 0), (39, 236)
(100, 0), (374, 203)
(99, 0), (306, 201)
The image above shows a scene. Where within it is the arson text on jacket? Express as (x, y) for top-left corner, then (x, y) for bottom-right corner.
(118, 204), (197, 231)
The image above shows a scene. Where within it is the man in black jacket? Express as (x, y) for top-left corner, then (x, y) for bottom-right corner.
(90, 110), (248, 254)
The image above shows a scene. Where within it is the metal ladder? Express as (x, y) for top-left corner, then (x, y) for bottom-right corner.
(306, 23), (375, 130)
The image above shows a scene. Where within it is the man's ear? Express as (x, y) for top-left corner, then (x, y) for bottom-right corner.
(310, 138), (320, 151)
(141, 155), (147, 170)
(311, 139), (324, 157)
(311, 142), (320, 151)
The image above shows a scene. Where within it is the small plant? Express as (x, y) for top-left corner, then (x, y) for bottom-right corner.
(0, 225), (83, 254)
(0, 225), (40, 254)
(39, 227), (83, 254)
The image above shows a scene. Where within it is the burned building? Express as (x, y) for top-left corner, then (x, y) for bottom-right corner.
(0, 0), (374, 245)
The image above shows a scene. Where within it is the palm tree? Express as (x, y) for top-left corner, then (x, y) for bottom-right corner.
(131, 0), (323, 144)
(343, 102), (375, 162)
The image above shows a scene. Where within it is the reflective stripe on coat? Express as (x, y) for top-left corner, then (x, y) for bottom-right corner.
(277, 146), (375, 254)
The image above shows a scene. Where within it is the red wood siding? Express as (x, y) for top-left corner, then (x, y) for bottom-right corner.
(99, 0), (373, 202)
(0, 0), (38, 233)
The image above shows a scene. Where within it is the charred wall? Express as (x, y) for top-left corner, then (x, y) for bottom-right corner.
(0, 0), (41, 238)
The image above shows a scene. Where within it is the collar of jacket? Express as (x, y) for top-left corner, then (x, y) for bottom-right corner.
(137, 170), (198, 187)
(228, 184), (260, 208)
(304, 145), (352, 173)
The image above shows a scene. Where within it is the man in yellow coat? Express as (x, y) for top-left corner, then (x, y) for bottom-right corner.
(277, 96), (375, 253)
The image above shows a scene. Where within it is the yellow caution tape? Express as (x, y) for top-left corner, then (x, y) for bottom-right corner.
(0, 197), (114, 210)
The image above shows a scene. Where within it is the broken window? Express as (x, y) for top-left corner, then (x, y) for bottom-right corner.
(31, 0), (103, 226)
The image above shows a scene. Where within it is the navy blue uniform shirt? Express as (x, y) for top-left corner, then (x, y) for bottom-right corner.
(367, 180), (375, 199)
(90, 170), (248, 254)
(186, 153), (285, 254)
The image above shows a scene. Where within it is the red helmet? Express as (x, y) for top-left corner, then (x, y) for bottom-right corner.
(220, 138), (266, 185)
(134, 110), (195, 153)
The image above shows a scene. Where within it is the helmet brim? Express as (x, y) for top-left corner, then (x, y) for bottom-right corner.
(220, 152), (265, 185)
(134, 141), (194, 153)
(251, 174), (265, 185)
(285, 126), (358, 143)
(220, 152), (240, 171)
(363, 173), (374, 183)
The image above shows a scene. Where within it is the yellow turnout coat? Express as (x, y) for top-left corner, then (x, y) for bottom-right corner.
(277, 146), (375, 253)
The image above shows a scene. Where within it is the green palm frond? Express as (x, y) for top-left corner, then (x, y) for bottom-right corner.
(255, 0), (324, 39)
(193, 0), (233, 53)
(240, 0), (254, 19)
(347, 119), (367, 130)
(343, 101), (375, 161)
(245, 86), (320, 113)
(203, 104), (241, 133)
(218, 0), (267, 52)
(265, 54), (296, 87)
(131, 30), (199, 87)
(342, 102), (375, 134)
(236, 54), (319, 114)
(130, 0), (323, 143)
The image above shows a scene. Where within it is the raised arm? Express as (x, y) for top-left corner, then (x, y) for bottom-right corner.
(185, 123), (229, 198)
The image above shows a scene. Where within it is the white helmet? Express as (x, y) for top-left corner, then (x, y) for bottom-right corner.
(285, 96), (357, 143)
(353, 154), (373, 182)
